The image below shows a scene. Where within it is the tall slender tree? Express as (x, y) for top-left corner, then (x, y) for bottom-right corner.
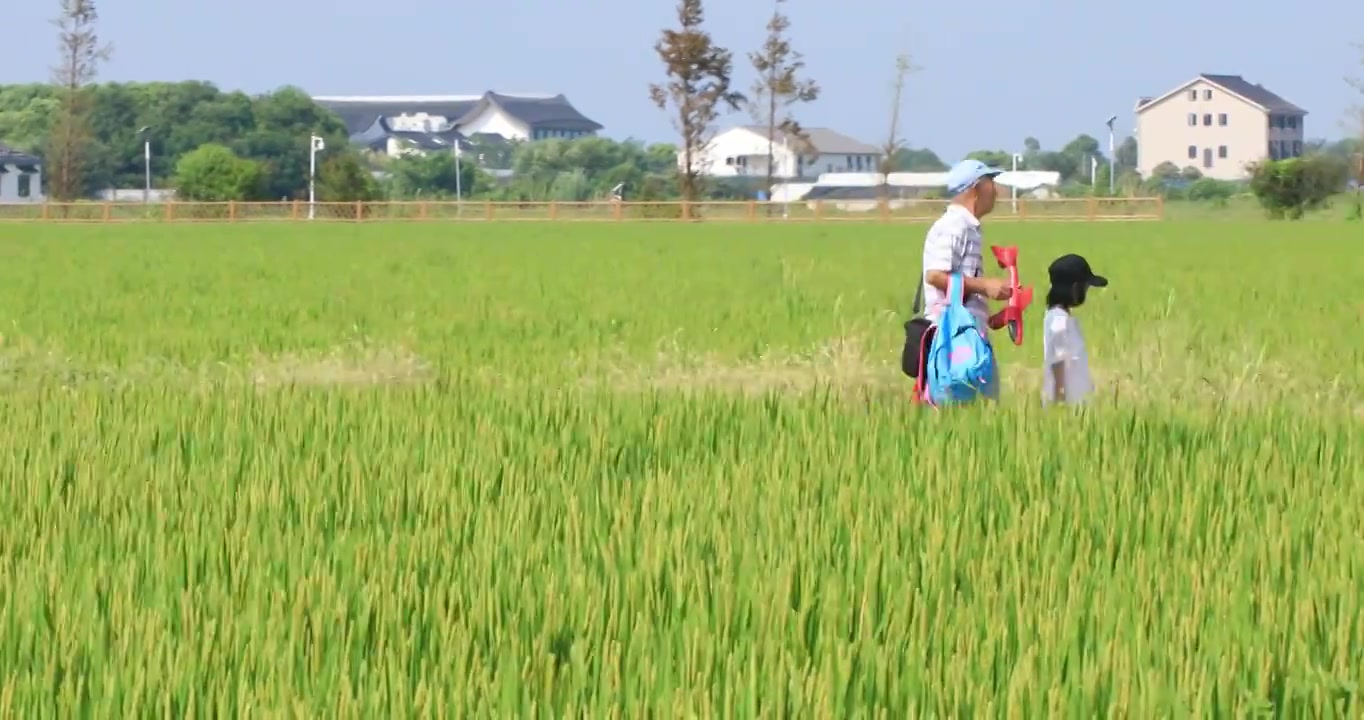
(47, 0), (111, 201)
(649, 0), (743, 204)
(1348, 41), (1364, 213)
(878, 54), (919, 203)
(748, 0), (819, 196)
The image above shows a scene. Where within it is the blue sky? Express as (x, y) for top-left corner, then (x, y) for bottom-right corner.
(4, 0), (1361, 159)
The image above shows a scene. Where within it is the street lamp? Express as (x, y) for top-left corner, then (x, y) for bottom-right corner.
(1105, 115), (1117, 195)
(308, 134), (325, 220)
(1010, 152), (1023, 213)
(137, 125), (152, 204)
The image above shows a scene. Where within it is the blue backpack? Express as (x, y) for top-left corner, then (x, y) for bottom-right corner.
(924, 273), (995, 405)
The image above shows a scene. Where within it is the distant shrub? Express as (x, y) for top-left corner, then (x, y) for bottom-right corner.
(1249, 155), (1350, 219)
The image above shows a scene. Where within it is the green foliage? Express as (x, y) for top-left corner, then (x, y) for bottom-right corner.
(0, 81), (347, 198)
(172, 143), (264, 202)
(1249, 155), (1351, 219)
(380, 152), (489, 199)
(0, 222), (1359, 714)
(1183, 177), (1238, 203)
(888, 147), (947, 172)
(317, 153), (379, 203)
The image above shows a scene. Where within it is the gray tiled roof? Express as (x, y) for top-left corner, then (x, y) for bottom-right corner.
(0, 142), (41, 168)
(350, 116), (472, 152)
(741, 125), (880, 155)
(315, 92), (602, 135)
(1198, 74), (1305, 114)
(1136, 75), (1306, 114)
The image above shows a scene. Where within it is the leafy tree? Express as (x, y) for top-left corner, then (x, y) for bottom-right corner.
(48, 0), (111, 201)
(173, 143), (264, 201)
(1249, 155), (1350, 219)
(888, 147), (946, 172)
(1150, 161), (1179, 179)
(649, 0), (743, 203)
(317, 153), (379, 202)
(966, 150), (1011, 169)
(1115, 136), (1138, 173)
(747, 0), (818, 194)
(878, 54), (917, 201)
(381, 152), (487, 199)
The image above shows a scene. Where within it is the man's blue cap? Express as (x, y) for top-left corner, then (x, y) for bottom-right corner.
(945, 159), (1004, 196)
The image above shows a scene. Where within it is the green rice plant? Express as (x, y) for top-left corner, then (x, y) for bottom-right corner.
(0, 221), (1358, 716)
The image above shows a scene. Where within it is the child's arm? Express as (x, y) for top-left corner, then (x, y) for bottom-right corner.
(1044, 311), (1069, 402)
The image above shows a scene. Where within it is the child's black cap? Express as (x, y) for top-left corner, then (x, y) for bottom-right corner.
(1048, 254), (1108, 288)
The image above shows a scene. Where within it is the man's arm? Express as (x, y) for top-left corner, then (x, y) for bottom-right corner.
(924, 269), (1001, 299)
(1051, 363), (1066, 401)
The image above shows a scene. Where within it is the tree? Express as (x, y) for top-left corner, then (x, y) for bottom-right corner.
(381, 152), (487, 199)
(888, 147), (947, 172)
(317, 153), (379, 202)
(1348, 40), (1364, 214)
(649, 0), (744, 204)
(47, 0), (111, 201)
(966, 150), (1012, 169)
(1248, 155), (1350, 219)
(1115, 136), (1138, 173)
(173, 143), (264, 202)
(878, 54), (918, 202)
(747, 0), (819, 195)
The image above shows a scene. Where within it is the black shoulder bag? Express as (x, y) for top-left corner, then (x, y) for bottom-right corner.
(900, 273), (935, 378)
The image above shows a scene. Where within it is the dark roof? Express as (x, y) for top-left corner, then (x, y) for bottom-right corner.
(1136, 74), (1306, 114)
(1199, 74), (1305, 114)
(314, 91), (602, 135)
(319, 98), (479, 135)
(350, 116), (472, 153)
(0, 142), (40, 168)
(803, 185), (919, 201)
(469, 93), (602, 132)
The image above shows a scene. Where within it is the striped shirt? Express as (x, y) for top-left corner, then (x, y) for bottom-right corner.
(922, 204), (989, 329)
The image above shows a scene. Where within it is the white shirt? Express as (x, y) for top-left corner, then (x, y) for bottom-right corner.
(1042, 307), (1094, 405)
(921, 204), (989, 330)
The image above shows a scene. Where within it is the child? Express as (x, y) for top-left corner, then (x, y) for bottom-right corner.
(1042, 254), (1107, 406)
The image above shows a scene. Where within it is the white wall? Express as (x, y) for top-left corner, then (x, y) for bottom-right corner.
(687, 127), (880, 179)
(457, 104), (532, 140)
(0, 165), (42, 202)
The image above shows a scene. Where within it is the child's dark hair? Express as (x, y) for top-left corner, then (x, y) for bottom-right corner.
(1047, 282), (1087, 309)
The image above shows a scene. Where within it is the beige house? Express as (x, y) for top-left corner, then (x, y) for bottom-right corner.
(1134, 74), (1306, 181)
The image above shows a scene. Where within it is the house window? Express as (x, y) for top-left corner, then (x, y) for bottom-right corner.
(1203, 148), (1212, 168)
(1188, 113), (1197, 126)
(1188, 145), (1197, 159)
(1268, 141), (1279, 160)
(1218, 145), (1228, 159)
(1203, 89), (1212, 100)
(1287, 116), (1298, 129)
(17, 175), (31, 198)
(1292, 140), (1302, 156)
(1203, 114), (1212, 126)
(1218, 113), (1228, 126)
(1188, 89), (1197, 101)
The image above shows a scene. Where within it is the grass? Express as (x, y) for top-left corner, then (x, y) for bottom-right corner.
(0, 220), (1359, 716)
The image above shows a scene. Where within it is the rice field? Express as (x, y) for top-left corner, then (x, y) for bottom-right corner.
(0, 220), (1359, 717)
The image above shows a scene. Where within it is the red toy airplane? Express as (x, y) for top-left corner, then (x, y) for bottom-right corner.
(987, 245), (1033, 345)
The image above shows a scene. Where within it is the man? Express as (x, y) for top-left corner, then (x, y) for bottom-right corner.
(920, 158), (1014, 397)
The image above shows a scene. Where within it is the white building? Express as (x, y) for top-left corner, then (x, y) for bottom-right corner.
(685, 125), (882, 180)
(0, 144), (42, 202)
(1134, 74), (1306, 181)
(313, 91), (603, 154)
